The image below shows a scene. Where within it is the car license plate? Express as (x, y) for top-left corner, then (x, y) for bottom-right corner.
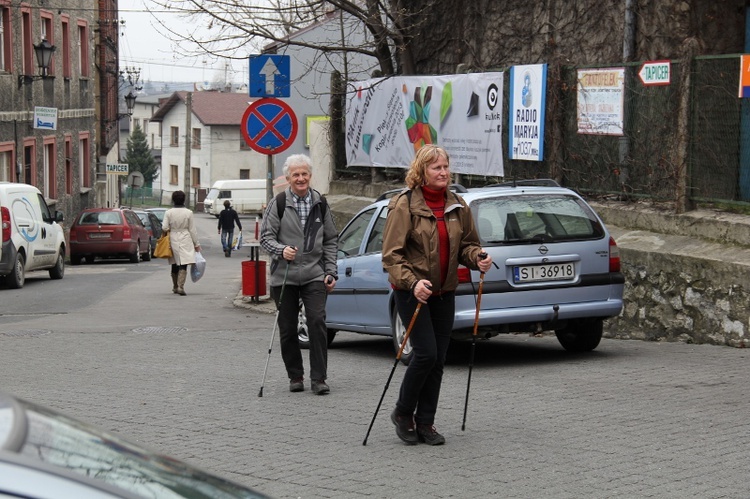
(513, 263), (574, 283)
(88, 233), (110, 239)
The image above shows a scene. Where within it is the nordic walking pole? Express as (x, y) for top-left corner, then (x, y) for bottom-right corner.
(258, 258), (291, 397)
(363, 284), (430, 446)
(462, 253), (488, 431)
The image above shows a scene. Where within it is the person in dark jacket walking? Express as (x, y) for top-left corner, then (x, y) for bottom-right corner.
(218, 200), (242, 257)
(260, 154), (338, 395)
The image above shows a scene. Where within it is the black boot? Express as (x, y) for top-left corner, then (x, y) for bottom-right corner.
(390, 409), (417, 445)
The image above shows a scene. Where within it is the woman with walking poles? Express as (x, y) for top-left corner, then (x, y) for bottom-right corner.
(382, 144), (492, 445)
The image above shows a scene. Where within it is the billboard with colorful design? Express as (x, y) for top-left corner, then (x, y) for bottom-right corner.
(345, 73), (505, 176)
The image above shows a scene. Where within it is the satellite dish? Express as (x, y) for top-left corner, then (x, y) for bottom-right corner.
(127, 171), (144, 188)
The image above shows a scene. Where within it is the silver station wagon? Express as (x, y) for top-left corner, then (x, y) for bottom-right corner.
(309, 180), (624, 362)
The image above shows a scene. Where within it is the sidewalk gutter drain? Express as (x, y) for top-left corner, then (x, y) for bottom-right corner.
(1, 330), (52, 337)
(132, 326), (188, 334)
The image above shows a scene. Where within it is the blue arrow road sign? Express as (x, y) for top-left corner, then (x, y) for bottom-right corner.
(249, 55), (290, 98)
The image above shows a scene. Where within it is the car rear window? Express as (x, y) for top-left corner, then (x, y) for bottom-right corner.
(79, 212), (121, 225)
(473, 194), (604, 244)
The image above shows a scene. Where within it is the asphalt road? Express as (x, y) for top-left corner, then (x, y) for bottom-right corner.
(1, 212), (749, 498)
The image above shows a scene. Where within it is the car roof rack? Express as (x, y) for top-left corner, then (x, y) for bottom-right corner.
(485, 178), (561, 188)
(375, 183), (468, 202)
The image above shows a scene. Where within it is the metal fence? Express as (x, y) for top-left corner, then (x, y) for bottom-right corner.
(337, 55), (749, 212)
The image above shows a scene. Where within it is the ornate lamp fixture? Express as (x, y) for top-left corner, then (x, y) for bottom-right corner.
(18, 39), (56, 87)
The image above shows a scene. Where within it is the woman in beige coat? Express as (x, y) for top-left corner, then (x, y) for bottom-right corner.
(162, 190), (202, 295)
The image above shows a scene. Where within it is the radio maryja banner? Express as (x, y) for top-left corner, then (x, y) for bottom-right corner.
(345, 72), (505, 176)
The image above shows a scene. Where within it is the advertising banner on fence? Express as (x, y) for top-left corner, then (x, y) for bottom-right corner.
(509, 64), (547, 161)
(576, 68), (625, 136)
(739, 55), (750, 97)
(346, 72), (504, 176)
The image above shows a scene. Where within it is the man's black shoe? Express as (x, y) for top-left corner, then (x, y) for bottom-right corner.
(390, 409), (417, 445)
(311, 379), (330, 395)
(417, 424), (445, 445)
(289, 377), (304, 392)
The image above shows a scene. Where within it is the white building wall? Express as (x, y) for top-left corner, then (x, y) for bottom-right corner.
(205, 125), (266, 184)
(157, 106), (267, 205)
(270, 11), (379, 172)
(159, 105), (189, 203)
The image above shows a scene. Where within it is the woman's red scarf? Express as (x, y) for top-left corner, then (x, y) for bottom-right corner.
(422, 185), (449, 287)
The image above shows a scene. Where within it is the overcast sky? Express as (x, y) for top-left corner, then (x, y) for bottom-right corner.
(119, 0), (248, 85)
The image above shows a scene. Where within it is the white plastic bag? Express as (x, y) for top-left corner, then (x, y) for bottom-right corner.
(191, 251), (206, 282)
(232, 231), (243, 250)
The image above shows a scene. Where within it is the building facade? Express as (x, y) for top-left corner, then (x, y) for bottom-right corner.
(0, 0), (101, 222)
(149, 91), (267, 205)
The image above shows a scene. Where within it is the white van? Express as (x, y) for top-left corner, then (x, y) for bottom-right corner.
(204, 179), (266, 217)
(0, 183), (66, 288)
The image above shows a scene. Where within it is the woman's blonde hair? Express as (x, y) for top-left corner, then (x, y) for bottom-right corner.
(404, 144), (451, 189)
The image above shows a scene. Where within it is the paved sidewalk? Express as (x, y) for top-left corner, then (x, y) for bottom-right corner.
(1, 211), (749, 498)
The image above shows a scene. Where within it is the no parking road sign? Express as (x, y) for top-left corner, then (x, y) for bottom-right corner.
(241, 98), (298, 155)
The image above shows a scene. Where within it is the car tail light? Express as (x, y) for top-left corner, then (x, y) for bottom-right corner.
(609, 236), (621, 273)
(123, 226), (131, 239)
(1, 207), (10, 243)
(457, 266), (472, 283)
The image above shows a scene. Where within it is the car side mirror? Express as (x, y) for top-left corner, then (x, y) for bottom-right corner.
(55, 210), (64, 223)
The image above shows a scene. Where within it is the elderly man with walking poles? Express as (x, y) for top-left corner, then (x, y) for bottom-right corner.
(260, 154), (338, 395)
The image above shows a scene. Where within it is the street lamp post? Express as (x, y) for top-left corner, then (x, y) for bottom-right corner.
(124, 91), (137, 115)
(18, 39), (56, 87)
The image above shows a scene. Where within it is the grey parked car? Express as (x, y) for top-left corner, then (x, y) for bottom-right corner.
(0, 391), (267, 498)
(307, 180), (624, 362)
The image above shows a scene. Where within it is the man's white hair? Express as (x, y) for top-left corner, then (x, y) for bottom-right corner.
(283, 154), (313, 177)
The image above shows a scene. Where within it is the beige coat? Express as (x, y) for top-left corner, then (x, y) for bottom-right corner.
(162, 206), (199, 265)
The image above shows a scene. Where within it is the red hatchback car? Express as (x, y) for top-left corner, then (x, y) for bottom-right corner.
(68, 208), (151, 265)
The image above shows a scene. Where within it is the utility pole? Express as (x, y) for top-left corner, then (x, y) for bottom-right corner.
(184, 92), (192, 206)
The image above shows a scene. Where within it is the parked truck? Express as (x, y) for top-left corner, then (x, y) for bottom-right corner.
(203, 180), (266, 217)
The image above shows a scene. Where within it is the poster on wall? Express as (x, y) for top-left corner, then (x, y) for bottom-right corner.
(508, 64), (547, 161)
(739, 55), (750, 97)
(576, 68), (625, 136)
(345, 72), (504, 176)
(33, 107), (58, 131)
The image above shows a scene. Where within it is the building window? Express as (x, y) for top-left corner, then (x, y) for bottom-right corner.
(43, 138), (56, 199)
(65, 137), (72, 194)
(77, 21), (88, 77)
(239, 169), (249, 179)
(0, 143), (13, 182)
(170, 127), (179, 146)
(133, 118), (140, 130)
(0, 5), (12, 72)
(61, 16), (70, 78)
(21, 8), (31, 76)
(170, 164), (178, 184)
(192, 128), (201, 149)
(40, 11), (54, 76)
(240, 137), (251, 150)
(79, 132), (90, 188)
(23, 139), (35, 186)
(191, 167), (200, 187)
(143, 119), (149, 133)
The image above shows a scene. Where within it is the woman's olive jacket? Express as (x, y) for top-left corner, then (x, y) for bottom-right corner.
(382, 186), (483, 294)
